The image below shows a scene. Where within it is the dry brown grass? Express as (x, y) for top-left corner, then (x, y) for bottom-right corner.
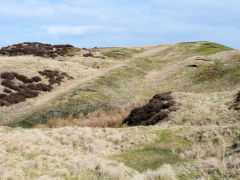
(45, 109), (127, 128)
(77, 110), (127, 128)
(37, 97), (147, 128)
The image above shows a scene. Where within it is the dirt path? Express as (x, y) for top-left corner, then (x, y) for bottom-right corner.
(135, 44), (171, 58)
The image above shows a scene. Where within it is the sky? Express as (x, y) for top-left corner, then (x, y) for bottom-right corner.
(0, 0), (239, 49)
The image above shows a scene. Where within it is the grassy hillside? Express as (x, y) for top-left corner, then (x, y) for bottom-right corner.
(0, 41), (240, 179)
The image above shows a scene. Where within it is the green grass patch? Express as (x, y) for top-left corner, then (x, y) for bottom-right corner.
(113, 129), (191, 173)
(102, 48), (142, 59)
(91, 66), (145, 101)
(114, 147), (181, 173)
(155, 129), (192, 152)
(178, 41), (233, 56)
(131, 58), (170, 71)
(193, 42), (233, 56)
(156, 41), (233, 61)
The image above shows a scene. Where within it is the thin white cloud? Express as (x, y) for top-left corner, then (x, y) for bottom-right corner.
(41, 25), (101, 35)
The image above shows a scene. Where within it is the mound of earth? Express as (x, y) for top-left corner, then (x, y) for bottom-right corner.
(0, 70), (73, 106)
(122, 92), (176, 126)
(0, 42), (76, 58)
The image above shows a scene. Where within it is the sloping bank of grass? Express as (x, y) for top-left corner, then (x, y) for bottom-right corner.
(112, 129), (192, 173)
(162, 52), (240, 93)
(7, 66), (143, 128)
(192, 59), (240, 85)
(154, 41), (233, 60)
(7, 55), (173, 128)
(8, 57), (170, 128)
(7, 42), (233, 128)
(180, 41), (233, 56)
(181, 56), (240, 92)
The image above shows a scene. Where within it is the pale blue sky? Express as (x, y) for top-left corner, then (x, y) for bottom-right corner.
(0, 0), (239, 48)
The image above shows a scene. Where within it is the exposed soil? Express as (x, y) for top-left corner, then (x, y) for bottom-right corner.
(187, 64), (198, 68)
(122, 92), (176, 126)
(236, 91), (240, 103)
(0, 70), (73, 106)
(0, 42), (75, 58)
(231, 91), (240, 110)
(195, 57), (212, 61)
